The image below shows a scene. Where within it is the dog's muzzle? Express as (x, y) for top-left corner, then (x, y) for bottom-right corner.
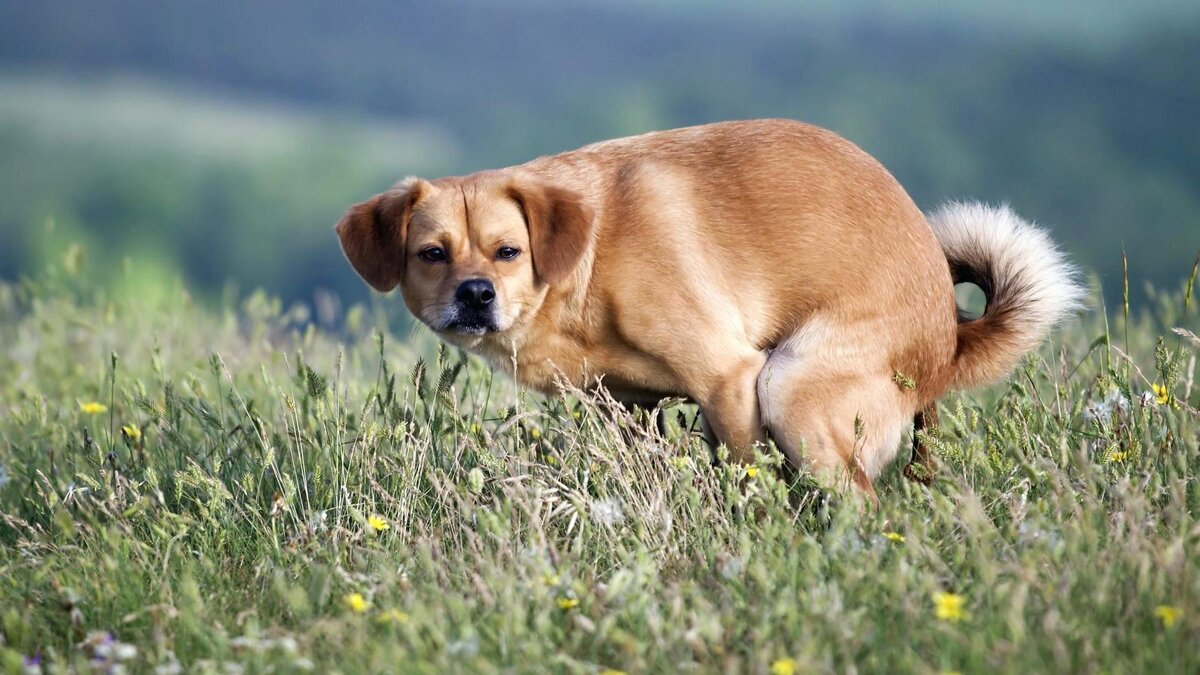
(443, 278), (499, 335)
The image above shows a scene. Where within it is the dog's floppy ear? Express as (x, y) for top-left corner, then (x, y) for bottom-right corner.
(507, 179), (593, 285)
(335, 178), (429, 292)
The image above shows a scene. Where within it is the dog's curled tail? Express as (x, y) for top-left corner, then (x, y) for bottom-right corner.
(929, 202), (1085, 390)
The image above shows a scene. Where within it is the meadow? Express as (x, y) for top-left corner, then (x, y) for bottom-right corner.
(1, 258), (1198, 674)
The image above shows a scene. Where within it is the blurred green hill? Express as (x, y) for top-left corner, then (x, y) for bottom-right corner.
(0, 0), (1197, 308)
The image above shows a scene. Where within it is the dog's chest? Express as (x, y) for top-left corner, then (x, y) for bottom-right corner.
(471, 326), (679, 401)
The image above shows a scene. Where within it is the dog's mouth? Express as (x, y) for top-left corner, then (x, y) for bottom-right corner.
(442, 319), (498, 336)
(433, 302), (504, 337)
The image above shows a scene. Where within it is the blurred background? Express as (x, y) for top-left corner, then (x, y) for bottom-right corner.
(0, 0), (1197, 314)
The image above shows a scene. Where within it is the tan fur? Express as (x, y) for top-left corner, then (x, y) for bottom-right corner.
(336, 119), (1072, 492)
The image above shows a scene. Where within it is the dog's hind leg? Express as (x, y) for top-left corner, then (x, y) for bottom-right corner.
(756, 318), (914, 497)
(904, 404), (939, 485)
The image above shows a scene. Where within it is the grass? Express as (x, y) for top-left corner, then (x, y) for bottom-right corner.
(0, 262), (1198, 674)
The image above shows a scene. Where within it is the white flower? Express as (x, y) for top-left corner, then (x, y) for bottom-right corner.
(113, 643), (138, 661)
(1083, 387), (1130, 424)
(155, 658), (184, 675)
(590, 497), (625, 526)
(446, 635), (480, 658)
(1105, 388), (1130, 416)
(265, 636), (298, 654)
(719, 556), (745, 579)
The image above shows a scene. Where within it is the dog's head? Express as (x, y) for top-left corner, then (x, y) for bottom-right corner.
(336, 174), (593, 340)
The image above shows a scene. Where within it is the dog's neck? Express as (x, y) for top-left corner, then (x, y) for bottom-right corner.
(465, 252), (602, 393)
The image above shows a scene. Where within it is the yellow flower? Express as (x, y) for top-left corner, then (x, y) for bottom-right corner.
(770, 658), (796, 675)
(1152, 383), (1169, 405)
(1155, 605), (1183, 628)
(470, 422), (481, 434)
(344, 592), (369, 613)
(367, 514), (390, 533)
(542, 574), (561, 587)
(1106, 450), (1128, 464)
(81, 402), (108, 415)
(556, 596), (579, 610)
(121, 424), (142, 442)
(745, 466), (759, 479)
(933, 591), (968, 622)
(883, 531), (906, 543)
(377, 608), (409, 624)
(530, 427), (542, 439)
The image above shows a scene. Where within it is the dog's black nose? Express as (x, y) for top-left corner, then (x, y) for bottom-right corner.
(455, 279), (496, 310)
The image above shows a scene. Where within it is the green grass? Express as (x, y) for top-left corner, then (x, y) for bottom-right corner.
(1, 262), (1198, 674)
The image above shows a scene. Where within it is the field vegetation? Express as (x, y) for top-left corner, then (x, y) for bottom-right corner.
(1, 254), (1197, 673)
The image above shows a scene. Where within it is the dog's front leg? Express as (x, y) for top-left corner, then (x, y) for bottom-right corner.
(693, 353), (768, 465)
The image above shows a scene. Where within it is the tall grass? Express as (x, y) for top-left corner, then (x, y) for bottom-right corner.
(0, 262), (1197, 673)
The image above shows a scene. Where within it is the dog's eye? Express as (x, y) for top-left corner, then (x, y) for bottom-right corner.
(418, 247), (447, 263)
(496, 246), (521, 261)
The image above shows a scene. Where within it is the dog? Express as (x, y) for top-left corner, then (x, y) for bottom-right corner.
(336, 119), (1082, 495)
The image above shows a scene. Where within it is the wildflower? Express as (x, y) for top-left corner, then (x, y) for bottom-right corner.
(1083, 387), (1129, 423)
(1154, 605), (1182, 628)
(81, 631), (137, 661)
(1152, 383), (1170, 405)
(1106, 450), (1128, 464)
(719, 556), (745, 579)
(556, 596), (579, 610)
(81, 402), (108, 415)
(1106, 387), (1131, 416)
(121, 424), (142, 442)
(883, 532), (906, 543)
(542, 573), (561, 587)
(229, 636), (258, 652)
(265, 636), (298, 654)
(771, 658), (797, 675)
(933, 591), (968, 622)
(446, 636), (480, 657)
(469, 422), (481, 434)
(344, 592), (369, 613)
(367, 514), (390, 533)
(745, 466), (759, 479)
(530, 427), (542, 439)
(377, 608), (409, 624)
(590, 497), (625, 526)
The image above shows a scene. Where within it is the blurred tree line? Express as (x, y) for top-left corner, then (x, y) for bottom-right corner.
(0, 0), (1196, 309)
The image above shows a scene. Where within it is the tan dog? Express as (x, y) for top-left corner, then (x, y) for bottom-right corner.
(337, 119), (1082, 494)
